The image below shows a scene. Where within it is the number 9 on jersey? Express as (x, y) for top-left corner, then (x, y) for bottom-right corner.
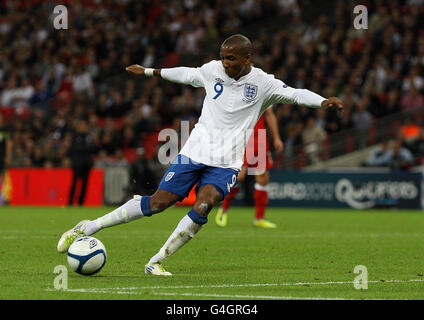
(213, 82), (223, 99)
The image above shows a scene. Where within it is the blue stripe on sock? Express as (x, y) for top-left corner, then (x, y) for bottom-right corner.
(187, 209), (208, 225)
(141, 196), (152, 216)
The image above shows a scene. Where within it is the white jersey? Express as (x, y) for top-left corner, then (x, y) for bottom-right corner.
(161, 60), (325, 170)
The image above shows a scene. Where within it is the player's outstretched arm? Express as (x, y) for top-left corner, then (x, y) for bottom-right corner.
(125, 64), (204, 88)
(125, 64), (161, 77)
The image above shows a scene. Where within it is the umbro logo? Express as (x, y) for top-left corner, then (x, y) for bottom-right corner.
(89, 239), (97, 249)
(215, 78), (224, 83)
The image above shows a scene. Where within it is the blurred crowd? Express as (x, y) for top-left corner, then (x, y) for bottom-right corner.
(0, 0), (424, 175)
(364, 116), (424, 170)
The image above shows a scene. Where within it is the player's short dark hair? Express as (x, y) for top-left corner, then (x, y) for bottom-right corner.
(221, 34), (252, 56)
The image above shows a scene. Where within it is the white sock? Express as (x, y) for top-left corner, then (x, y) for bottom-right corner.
(148, 215), (202, 264)
(84, 195), (144, 236)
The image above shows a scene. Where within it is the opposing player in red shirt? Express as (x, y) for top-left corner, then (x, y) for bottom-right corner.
(215, 107), (284, 228)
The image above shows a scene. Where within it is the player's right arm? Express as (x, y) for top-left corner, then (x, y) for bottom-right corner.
(125, 64), (206, 88)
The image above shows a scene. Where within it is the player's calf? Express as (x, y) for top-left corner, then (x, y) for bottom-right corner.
(147, 211), (205, 272)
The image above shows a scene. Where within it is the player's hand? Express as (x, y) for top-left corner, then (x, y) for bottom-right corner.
(322, 97), (344, 112)
(273, 138), (284, 153)
(125, 64), (145, 75)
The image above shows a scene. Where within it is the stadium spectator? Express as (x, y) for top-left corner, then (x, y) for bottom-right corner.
(315, 107), (327, 130)
(12, 78), (34, 109)
(1, 77), (20, 107)
(29, 80), (54, 111)
(68, 117), (97, 206)
(0, 113), (11, 173)
(365, 140), (392, 167)
(324, 105), (342, 135)
(282, 121), (303, 167)
(366, 138), (415, 170)
(31, 147), (45, 168)
(94, 150), (114, 169)
(302, 116), (327, 165)
(111, 149), (130, 168)
(352, 97), (373, 149)
(389, 140), (415, 170)
(8, 145), (30, 168)
(402, 68), (424, 92)
(400, 86), (424, 112)
(382, 88), (401, 117)
(339, 104), (354, 131)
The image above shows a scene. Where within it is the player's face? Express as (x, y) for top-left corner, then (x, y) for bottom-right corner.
(220, 46), (250, 79)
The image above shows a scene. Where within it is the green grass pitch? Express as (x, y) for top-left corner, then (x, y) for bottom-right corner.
(1, 205), (424, 300)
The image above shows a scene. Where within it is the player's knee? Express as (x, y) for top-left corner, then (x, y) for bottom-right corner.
(194, 185), (221, 216)
(194, 200), (214, 216)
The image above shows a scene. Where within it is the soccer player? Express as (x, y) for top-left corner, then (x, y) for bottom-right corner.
(215, 107), (284, 229)
(57, 34), (343, 276)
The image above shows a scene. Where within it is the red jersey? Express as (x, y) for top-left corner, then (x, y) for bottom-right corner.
(243, 114), (273, 169)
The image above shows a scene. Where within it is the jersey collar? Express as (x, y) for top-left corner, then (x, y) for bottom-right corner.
(220, 64), (255, 83)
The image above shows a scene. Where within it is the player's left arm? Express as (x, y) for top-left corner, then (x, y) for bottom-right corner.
(263, 108), (284, 153)
(266, 78), (344, 112)
(321, 97), (344, 112)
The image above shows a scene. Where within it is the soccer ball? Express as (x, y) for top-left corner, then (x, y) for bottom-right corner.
(67, 236), (107, 275)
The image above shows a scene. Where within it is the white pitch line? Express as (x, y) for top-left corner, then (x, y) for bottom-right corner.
(43, 288), (359, 300)
(70, 278), (424, 291)
(45, 278), (424, 298)
(150, 292), (351, 300)
(44, 288), (391, 300)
